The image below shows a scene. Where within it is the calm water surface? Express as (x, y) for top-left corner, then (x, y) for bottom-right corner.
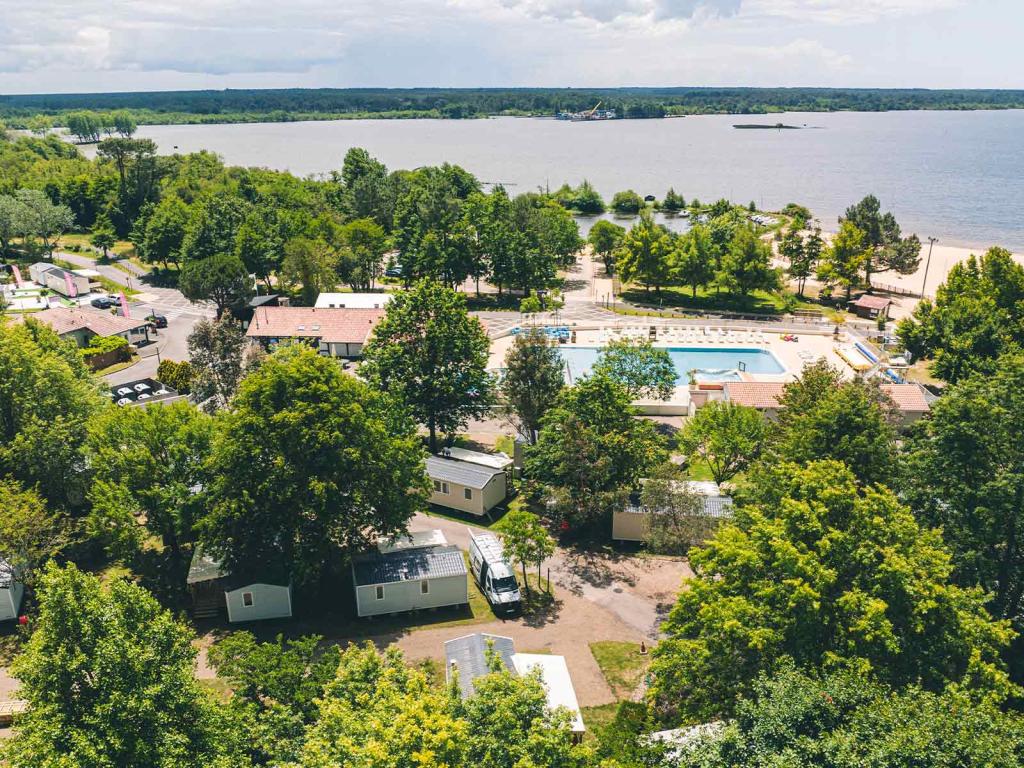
(135, 112), (1024, 249)
(560, 346), (785, 384)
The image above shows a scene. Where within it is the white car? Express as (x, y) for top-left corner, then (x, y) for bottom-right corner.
(116, 397), (131, 406)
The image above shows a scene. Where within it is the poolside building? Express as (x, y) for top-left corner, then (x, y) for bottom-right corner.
(315, 292), (393, 309)
(717, 380), (930, 425)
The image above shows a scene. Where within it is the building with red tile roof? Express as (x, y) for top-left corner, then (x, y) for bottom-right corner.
(245, 306), (384, 358)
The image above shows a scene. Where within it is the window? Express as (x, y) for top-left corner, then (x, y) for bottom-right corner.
(464, 488), (473, 500)
(242, 592), (254, 607)
(375, 586), (384, 600)
(420, 580), (430, 594)
(434, 480), (449, 494)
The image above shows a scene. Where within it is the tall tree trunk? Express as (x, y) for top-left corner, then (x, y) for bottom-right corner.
(428, 418), (438, 453)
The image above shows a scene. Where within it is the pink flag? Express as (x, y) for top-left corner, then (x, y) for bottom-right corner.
(11, 265), (23, 287)
(64, 271), (77, 298)
(119, 291), (130, 318)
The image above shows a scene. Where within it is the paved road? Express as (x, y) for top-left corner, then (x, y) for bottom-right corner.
(55, 252), (215, 384)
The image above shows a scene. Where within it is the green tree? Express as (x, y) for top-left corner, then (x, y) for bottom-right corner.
(501, 328), (565, 443)
(14, 188), (74, 255)
(676, 664), (1024, 768)
(140, 195), (189, 268)
(202, 345), (428, 585)
(361, 280), (493, 451)
(0, 193), (26, 257)
(671, 225), (715, 297)
(235, 206), (287, 288)
(89, 212), (117, 257)
(897, 247), (1024, 383)
(717, 226), (779, 296)
(901, 353), (1024, 643)
(817, 219), (867, 301)
(618, 210), (672, 293)
(611, 189), (644, 215)
(281, 236), (337, 306)
(207, 632), (336, 766)
(5, 563), (246, 768)
(0, 319), (105, 509)
(593, 338), (677, 401)
(662, 188), (686, 212)
(85, 401), (214, 569)
(773, 360), (897, 485)
(677, 401), (767, 484)
(588, 219), (625, 276)
(495, 508), (555, 589)
(842, 193), (921, 284)
(181, 193), (249, 262)
(779, 226), (809, 295)
(648, 461), (1014, 723)
(338, 217), (387, 291)
(179, 252), (254, 318)
(112, 110), (138, 137)
(639, 466), (711, 555)
(298, 643), (468, 768)
(571, 179), (606, 214)
(65, 111), (101, 143)
(0, 479), (73, 590)
(527, 373), (665, 527)
(186, 317), (254, 411)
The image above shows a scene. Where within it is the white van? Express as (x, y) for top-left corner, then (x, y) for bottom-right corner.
(468, 530), (522, 615)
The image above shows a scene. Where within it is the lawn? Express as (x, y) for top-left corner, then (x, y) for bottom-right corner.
(589, 641), (652, 700)
(580, 703), (619, 738)
(620, 284), (819, 316)
(61, 233), (137, 260)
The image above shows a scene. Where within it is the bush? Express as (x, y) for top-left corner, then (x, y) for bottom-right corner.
(81, 335), (129, 367)
(611, 190), (644, 215)
(519, 296), (542, 313)
(156, 359), (194, 394)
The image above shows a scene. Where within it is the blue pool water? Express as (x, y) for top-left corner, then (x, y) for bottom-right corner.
(559, 346), (786, 385)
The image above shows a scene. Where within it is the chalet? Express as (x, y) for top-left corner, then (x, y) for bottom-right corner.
(612, 480), (734, 545)
(245, 306), (383, 358)
(186, 547), (292, 623)
(426, 455), (508, 516)
(352, 531), (468, 618)
(27, 262), (94, 297)
(849, 293), (893, 321)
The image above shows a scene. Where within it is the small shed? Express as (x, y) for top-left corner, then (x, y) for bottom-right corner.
(352, 534), (468, 618)
(849, 293), (892, 320)
(612, 480), (734, 544)
(0, 557), (24, 622)
(512, 653), (586, 736)
(186, 547), (292, 623)
(426, 455), (507, 516)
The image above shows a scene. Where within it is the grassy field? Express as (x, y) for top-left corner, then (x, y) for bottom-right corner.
(580, 703), (619, 736)
(61, 233), (136, 260)
(620, 284), (819, 316)
(589, 641), (652, 700)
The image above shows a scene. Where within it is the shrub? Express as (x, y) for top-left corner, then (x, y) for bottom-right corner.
(157, 359), (194, 394)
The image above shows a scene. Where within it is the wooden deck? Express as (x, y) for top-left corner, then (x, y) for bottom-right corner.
(0, 700), (27, 726)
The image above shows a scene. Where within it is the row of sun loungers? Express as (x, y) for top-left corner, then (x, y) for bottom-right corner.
(595, 326), (767, 345)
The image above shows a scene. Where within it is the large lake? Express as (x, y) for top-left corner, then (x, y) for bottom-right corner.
(133, 111), (1024, 250)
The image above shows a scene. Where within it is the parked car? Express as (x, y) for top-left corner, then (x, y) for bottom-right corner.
(146, 314), (168, 328)
(91, 296), (115, 309)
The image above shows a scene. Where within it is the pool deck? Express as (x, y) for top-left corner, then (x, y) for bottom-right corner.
(489, 323), (860, 415)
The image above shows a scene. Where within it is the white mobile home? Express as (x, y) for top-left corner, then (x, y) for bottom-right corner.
(352, 533), (468, 618)
(0, 557), (24, 622)
(426, 455), (507, 516)
(444, 632), (585, 736)
(186, 547), (293, 623)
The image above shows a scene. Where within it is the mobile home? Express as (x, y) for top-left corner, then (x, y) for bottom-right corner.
(186, 547), (293, 623)
(426, 455), (507, 516)
(352, 531), (468, 618)
(0, 557), (24, 622)
(612, 480), (734, 545)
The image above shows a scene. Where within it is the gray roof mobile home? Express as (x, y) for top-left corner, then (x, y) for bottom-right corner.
(425, 455), (508, 516)
(445, 632), (516, 699)
(352, 536), (469, 617)
(187, 547), (292, 623)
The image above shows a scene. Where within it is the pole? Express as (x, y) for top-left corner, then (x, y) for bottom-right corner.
(921, 237), (937, 298)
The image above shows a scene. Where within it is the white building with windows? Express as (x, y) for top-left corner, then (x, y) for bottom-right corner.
(0, 557), (24, 622)
(186, 547), (292, 623)
(352, 530), (468, 617)
(425, 455), (508, 516)
(314, 292), (394, 309)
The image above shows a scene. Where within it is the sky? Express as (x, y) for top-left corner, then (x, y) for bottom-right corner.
(0, 0), (1021, 94)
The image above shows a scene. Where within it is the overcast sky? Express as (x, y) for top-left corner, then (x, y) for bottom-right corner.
(1, 0), (1021, 94)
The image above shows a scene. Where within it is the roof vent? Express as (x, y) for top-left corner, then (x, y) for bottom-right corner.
(296, 324), (305, 331)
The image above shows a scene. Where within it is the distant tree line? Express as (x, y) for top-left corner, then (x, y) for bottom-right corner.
(4, 86), (1024, 129)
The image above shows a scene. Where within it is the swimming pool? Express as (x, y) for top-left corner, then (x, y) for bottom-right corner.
(559, 346), (786, 385)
